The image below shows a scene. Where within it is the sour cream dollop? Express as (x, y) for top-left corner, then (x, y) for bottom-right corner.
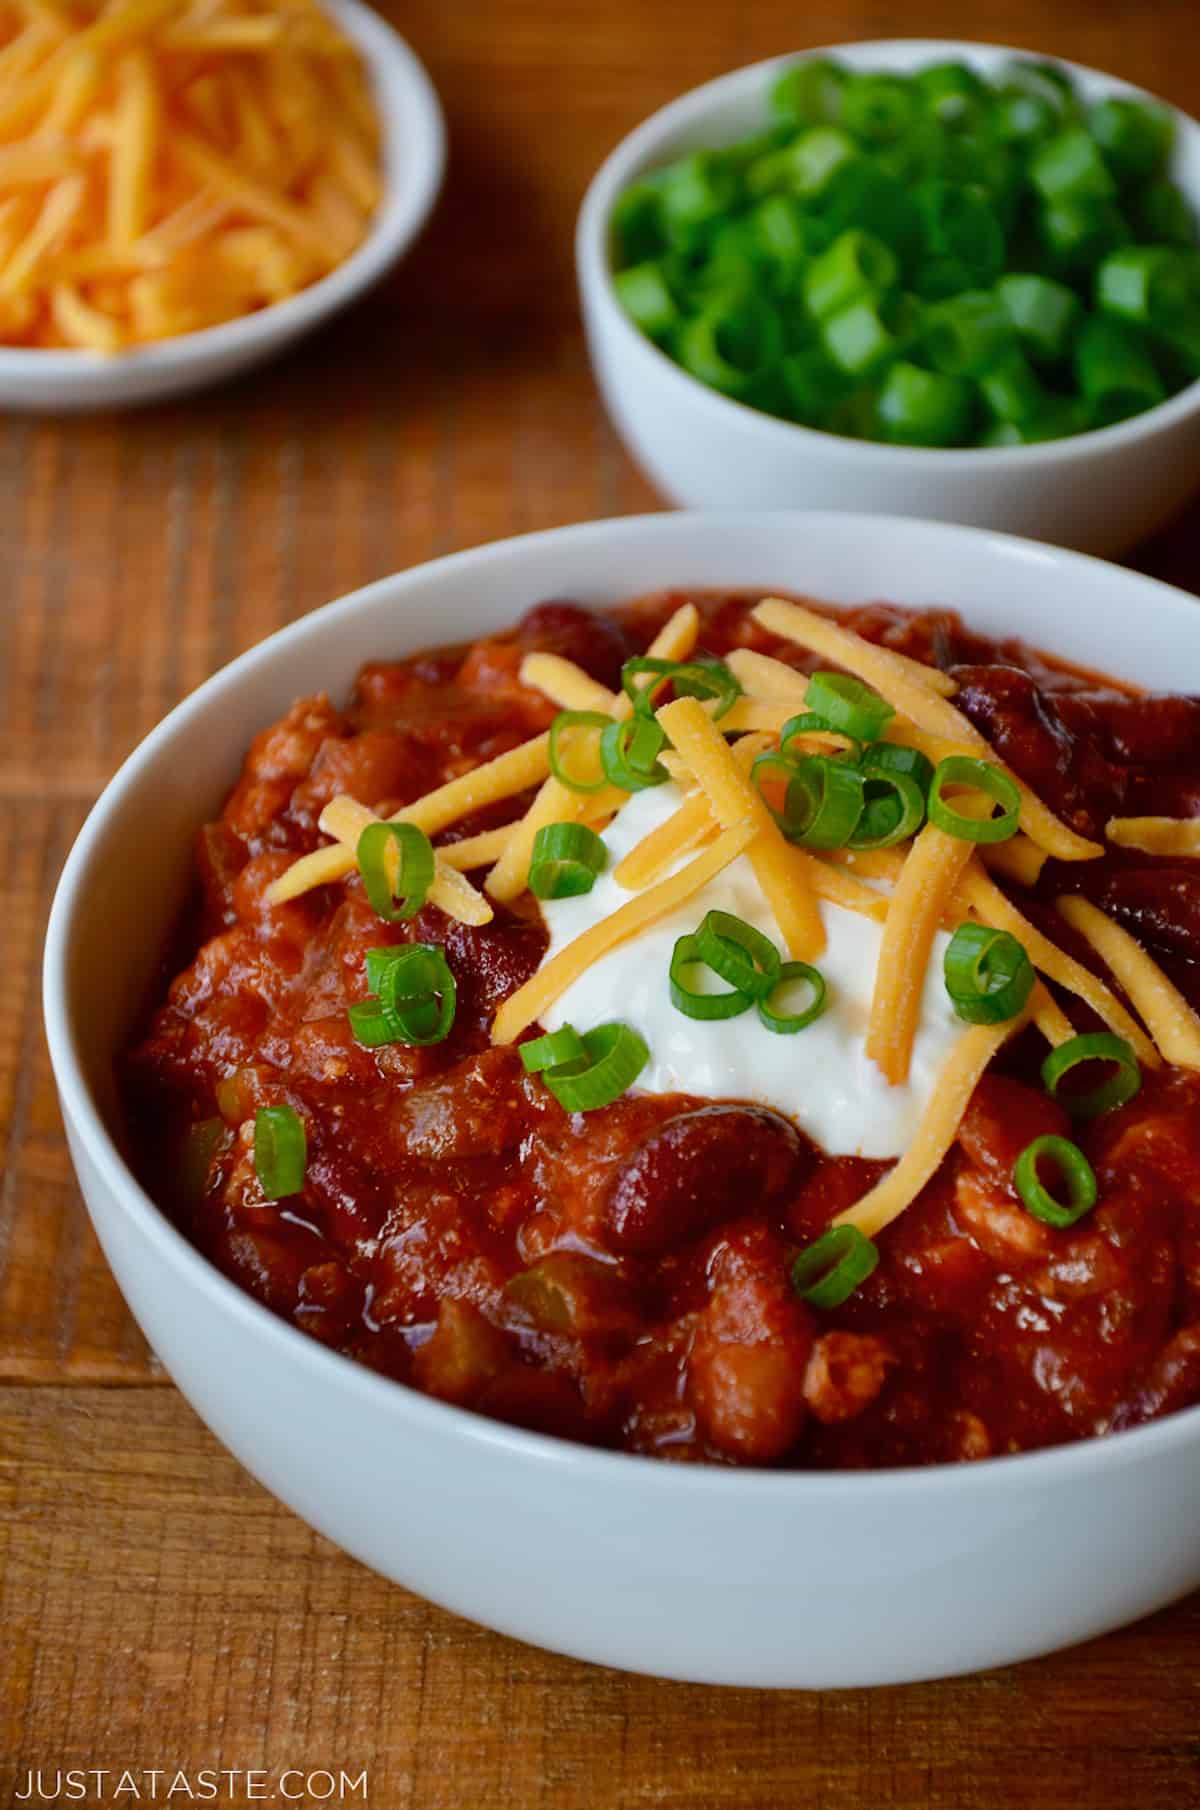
(537, 783), (962, 1159)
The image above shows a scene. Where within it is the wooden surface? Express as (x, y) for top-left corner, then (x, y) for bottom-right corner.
(2, 0), (1200, 1801)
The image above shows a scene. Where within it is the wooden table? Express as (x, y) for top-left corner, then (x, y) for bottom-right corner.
(3, 0), (1200, 1802)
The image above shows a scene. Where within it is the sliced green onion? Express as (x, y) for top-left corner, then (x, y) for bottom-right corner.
(364, 944), (407, 994)
(1074, 315), (1165, 427)
(378, 944), (456, 1046)
(356, 821), (435, 923)
(860, 742), (934, 791)
(1030, 126), (1116, 204)
(769, 57), (848, 128)
(548, 709), (611, 794)
(1014, 1134), (1098, 1228)
(528, 823), (608, 899)
(927, 755), (1021, 843)
(876, 359), (974, 446)
(914, 180), (1005, 281)
(841, 73), (917, 144)
(669, 932), (754, 1021)
(758, 960), (828, 1034)
(1041, 1032), (1142, 1119)
(755, 751), (865, 849)
(922, 290), (1015, 377)
(543, 1022), (650, 1111)
(850, 765), (926, 849)
(805, 670), (895, 740)
(621, 655), (740, 721)
(943, 923), (1035, 1023)
(995, 272), (1081, 364)
(780, 712), (861, 760)
(254, 1105), (307, 1200)
(1133, 177), (1195, 247)
(802, 229), (898, 322)
(600, 715), (670, 791)
(695, 909), (781, 998)
(613, 261), (678, 340)
(978, 348), (1046, 424)
(519, 1025), (587, 1074)
(1087, 97), (1173, 182)
(659, 150), (739, 253)
(676, 293), (783, 397)
(1038, 195), (1130, 277)
(791, 1224), (879, 1308)
(1096, 246), (1199, 331)
(348, 998), (399, 1048)
(915, 61), (984, 130)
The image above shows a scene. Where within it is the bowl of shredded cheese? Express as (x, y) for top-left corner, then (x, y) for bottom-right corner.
(0, 0), (445, 408)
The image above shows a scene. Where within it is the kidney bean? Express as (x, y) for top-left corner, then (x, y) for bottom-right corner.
(605, 1105), (808, 1257)
(516, 600), (634, 688)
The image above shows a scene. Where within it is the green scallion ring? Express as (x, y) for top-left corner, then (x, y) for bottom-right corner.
(377, 943), (456, 1045)
(858, 741), (934, 791)
(548, 709), (612, 794)
(542, 1021), (650, 1112)
(600, 715), (670, 791)
(528, 822), (608, 899)
(356, 821), (436, 923)
(621, 654), (741, 721)
(1014, 1134), (1099, 1228)
(364, 944), (408, 994)
(758, 960), (829, 1034)
(805, 670), (896, 741)
(1041, 1032), (1142, 1119)
(694, 908), (782, 998)
(348, 998), (400, 1048)
(849, 766), (927, 849)
(669, 932), (754, 1020)
(943, 922), (1035, 1024)
(927, 755), (1022, 844)
(254, 1104), (307, 1200)
(761, 752), (866, 849)
(791, 1224), (879, 1308)
(780, 711), (862, 760)
(519, 1025), (588, 1074)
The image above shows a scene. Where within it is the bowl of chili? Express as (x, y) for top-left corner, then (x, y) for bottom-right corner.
(43, 511), (1200, 1686)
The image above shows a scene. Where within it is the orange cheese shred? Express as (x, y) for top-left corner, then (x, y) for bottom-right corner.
(1056, 894), (1200, 1070)
(656, 695), (825, 960)
(1105, 816), (1200, 858)
(865, 822), (977, 1085)
(834, 1016), (1029, 1239)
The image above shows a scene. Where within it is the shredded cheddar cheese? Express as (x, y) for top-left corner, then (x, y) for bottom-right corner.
(0, 0), (381, 350)
(1056, 894), (1200, 1070)
(1105, 815), (1200, 857)
(834, 1016), (1030, 1239)
(866, 822), (977, 1085)
(656, 695), (825, 960)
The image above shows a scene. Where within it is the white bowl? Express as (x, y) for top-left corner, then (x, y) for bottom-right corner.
(0, 0), (445, 412)
(43, 511), (1200, 1688)
(577, 42), (1200, 557)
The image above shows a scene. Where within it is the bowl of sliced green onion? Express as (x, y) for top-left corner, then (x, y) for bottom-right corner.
(577, 40), (1200, 555)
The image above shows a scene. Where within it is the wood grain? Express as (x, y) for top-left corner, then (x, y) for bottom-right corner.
(2, 1388), (1199, 1810)
(1, 0), (1199, 1794)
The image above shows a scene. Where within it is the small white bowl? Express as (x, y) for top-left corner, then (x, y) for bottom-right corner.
(577, 41), (1200, 557)
(43, 511), (1200, 1688)
(0, 0), (445, 412)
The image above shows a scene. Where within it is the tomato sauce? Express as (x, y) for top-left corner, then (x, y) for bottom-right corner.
(123, 592), (1200, 1467)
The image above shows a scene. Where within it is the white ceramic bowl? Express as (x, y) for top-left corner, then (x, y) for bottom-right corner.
(0, 0), (445, 412)
(43, 512), (1200, 1688)
(577, 42), (1200, 557)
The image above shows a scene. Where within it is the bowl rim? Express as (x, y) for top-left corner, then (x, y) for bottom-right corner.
(0, 0), (446, 385)
(576, 37), (1200, 469)
(42, 508), (1200, 1499)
